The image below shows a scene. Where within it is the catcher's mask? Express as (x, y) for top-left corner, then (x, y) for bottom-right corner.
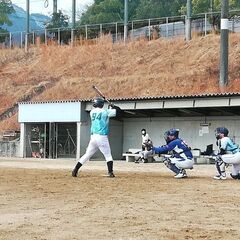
(93, 97), (104, 108)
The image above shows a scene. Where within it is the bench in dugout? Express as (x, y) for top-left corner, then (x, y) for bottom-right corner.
(190, 148), (216, 164)
(122, 148), (163, 162)
(122, 148), (215, 164)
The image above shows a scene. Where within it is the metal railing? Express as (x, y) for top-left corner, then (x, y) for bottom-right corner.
(0, 9), (240, 49)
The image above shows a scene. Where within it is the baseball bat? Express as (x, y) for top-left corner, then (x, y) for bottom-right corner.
(92, 85), (113, 105)
(92, 85), (135, 115)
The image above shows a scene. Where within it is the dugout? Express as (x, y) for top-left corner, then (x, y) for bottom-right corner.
(18, 100), (123, 159)
(18, 93), (240, 159)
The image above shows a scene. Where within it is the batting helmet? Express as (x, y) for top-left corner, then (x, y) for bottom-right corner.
(215, 127), (229, 138)
(93, 97), (104, 108)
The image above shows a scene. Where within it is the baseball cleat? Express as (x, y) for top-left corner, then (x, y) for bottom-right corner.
(108, 172), (115, 178)
(174, 170), (188, 179)
(72, 168), (78, 177)
(213, 174), (227, 180)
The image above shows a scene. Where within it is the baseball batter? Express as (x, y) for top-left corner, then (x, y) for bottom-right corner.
(72, 97), (117, 178)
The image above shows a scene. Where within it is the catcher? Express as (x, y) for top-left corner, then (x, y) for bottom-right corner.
(142, 128), (194, 178)
(213, 127), (240, 180)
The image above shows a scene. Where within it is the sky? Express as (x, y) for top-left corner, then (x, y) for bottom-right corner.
(11, 0), (94, 16)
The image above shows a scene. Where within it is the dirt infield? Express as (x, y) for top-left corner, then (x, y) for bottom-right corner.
(0, 158), (240, 240)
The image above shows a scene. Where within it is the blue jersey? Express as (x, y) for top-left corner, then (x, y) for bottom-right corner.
(153, 138), (193, 159)
(90, 107), (116, 135)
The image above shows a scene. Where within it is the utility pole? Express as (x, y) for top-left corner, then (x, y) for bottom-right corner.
(186, 0), (192, 41)
(25, 0), (30, 52)
(124, 0), (128, 44)
(210, 0), (214, 13)
(71, 0), (76, 44)
(72, 0), (76, 29)
(53, 0), (57, 13)
(219, 0), (229, 87)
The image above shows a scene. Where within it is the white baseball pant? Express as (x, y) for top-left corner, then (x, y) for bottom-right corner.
(222, 152), (240, 175)
(169, 157), (194, 170)
(78, 134), (113, 165)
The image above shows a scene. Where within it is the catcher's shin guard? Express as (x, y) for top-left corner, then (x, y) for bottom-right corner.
(72, 162), (82, 177)
(163, 158), (180, 174)
(230, 173), (240, 179)
(215, 156), (226, 176)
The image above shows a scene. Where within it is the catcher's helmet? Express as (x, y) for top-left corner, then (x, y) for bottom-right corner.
(215, 127), (229, 138)
(169, 128), (179, 138)
(93, 97), (104, 108)
(164, 128), (179, 143)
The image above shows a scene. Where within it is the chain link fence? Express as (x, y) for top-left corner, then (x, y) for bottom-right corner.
(0, 10), (240, 49)
(0, 141), (20, 157)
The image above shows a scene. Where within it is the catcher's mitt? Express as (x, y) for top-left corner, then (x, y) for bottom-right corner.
(143, 141), (153, 151)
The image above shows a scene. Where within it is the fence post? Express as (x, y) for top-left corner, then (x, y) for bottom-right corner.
(45, 29), (47, 45)
(20, 32), (23, 48)
(148, 19), (151, 41)
(9, 33), (12, 49)
(85, 25), (88, 39)
(100, 24), (102, 37)
(115, 22), (118, 42)
(71, 28), (74, 45)
(32, 31), (35, 45)
(173, 20), (175, 37)
(166, 17), (169, 38)
(232, 19), (235, 32)
(9, 142), (11, 157)
(58, 28), (61, 45)
(205, 13), (207, 36)
(131, 21), (134, 39)
(25, 33), (28, 53)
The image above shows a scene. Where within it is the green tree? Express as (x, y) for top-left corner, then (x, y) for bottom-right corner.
(0, 0), (14, 26)
(79, 0), (187, 25)
(45, 10), (69, 29)
(182, 0), (240, 31)
(79, 0), (124, 24)
(134, 0), (185, 19)
(180, 0), (240, 15)
(45, 11), (70, 44)
(0, 0), (15, 42)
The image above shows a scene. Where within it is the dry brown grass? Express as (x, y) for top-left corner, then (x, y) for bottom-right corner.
(0, 33), (240, 131)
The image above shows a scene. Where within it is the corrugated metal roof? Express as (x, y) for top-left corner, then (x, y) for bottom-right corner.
(18, 92), (240, 104)
(18, 99), (85, 104)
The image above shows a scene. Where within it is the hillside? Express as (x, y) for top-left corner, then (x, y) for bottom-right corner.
(5, 4), (50, 32)
(0, 34), (240, 131)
